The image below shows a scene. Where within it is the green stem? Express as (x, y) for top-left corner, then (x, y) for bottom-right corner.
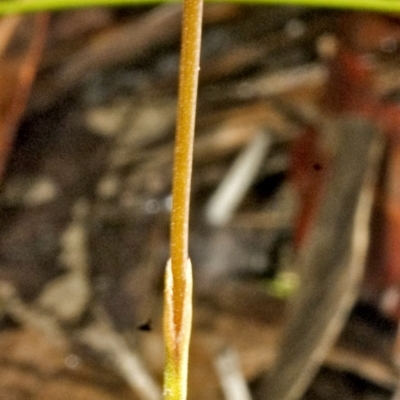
(1, 0), (400, 15)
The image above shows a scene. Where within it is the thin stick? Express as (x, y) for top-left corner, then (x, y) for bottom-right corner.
(214, 347), (253, 400)
(205, 131), (271, 226)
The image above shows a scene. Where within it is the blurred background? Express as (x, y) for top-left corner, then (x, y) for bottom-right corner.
(0, 5), (400, 400)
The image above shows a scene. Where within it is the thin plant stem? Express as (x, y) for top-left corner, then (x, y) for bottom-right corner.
(163, 0), (202, 397)
(1, 0), (400, 15)
(170, 0), (202, 335)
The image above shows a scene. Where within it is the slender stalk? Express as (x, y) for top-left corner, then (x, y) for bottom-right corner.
(1, 0), (400, 15)
(170, 0), (202, 337)
(163, 0), (202, 397)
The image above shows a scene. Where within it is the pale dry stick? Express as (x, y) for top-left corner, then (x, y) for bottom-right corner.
(163, 0), (203, 397)
(205, 131), (271, 226)
(235, 63), (327, 100)
(79, 308), (162, 400)
(214, 347), (253, 400)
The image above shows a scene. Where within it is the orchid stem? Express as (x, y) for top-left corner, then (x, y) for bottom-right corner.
(163, 0), (203, 397)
